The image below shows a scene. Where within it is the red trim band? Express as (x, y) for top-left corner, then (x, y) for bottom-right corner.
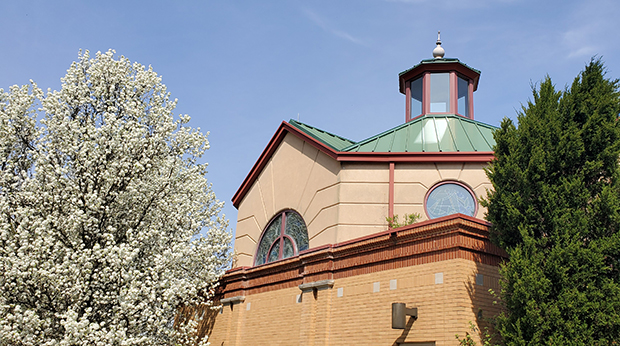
(232, 121), (494, 208)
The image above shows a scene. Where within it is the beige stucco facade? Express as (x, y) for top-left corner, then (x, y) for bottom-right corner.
(235, 133), (342, 267)
(234, 133), (492, 268)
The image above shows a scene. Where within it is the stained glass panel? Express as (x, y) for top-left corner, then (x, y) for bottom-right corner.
(255, 215), (281, 265)
(426, 183), (476, 219)
(268, 241), (280, 263)
(255, 210), (310, 266)
(283, 237), (294, 259)
(284, 211), (309, 252)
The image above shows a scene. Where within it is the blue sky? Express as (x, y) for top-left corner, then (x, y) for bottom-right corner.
(2, 0), (619, 235)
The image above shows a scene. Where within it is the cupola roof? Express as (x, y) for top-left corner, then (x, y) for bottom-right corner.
(289, 117), (496, 154)
(398, 58), (481, 95)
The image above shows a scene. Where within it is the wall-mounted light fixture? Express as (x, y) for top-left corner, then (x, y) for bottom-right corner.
(392, 303), (418, 329)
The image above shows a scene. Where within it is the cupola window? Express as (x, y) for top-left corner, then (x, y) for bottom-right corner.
(406, 71), (474, 120)
(457, 75), (470, 118)
(410, 77), (423, 118)
(430, 73), (451, 113)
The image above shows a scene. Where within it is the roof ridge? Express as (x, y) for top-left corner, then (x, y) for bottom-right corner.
(288, 119), (357, 150)
(342, 120), (413, 151)
(289, 119), (356, 143)
(343, 114), (497, 153)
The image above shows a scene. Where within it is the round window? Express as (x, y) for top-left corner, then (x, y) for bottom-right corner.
(425, 182), (477, 219)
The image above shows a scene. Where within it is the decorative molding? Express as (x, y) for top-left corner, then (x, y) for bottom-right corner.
(220, 296), (246, 305)
(336, 152), (495, 162)
(299, 279), (335, 292)
(398, 60), (481, 94)
(217, 214), (507, 299)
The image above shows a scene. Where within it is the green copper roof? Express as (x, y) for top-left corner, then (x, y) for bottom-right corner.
(289, 119), (356, 151)
(343, 115), (497, 153)
(288, 115), (496, 153)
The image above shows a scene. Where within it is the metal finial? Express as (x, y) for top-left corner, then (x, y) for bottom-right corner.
(432, 31), (445, 59)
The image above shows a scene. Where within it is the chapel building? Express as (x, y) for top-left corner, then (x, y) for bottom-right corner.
(202, 35), (507, 346)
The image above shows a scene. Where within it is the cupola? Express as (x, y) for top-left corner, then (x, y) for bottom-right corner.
(398, 32), (481, 122)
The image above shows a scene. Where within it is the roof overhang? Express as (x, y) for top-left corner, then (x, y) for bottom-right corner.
(336, 151), (494, 162)
(231, 121), (338, 208)
(398, 60), (481, 94)
(231, 121), (494, 209)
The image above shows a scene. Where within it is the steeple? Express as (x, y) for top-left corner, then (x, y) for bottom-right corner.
(398, 34), (481, 122)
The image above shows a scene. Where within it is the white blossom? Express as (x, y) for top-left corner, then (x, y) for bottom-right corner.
(0, 50), (231, 346)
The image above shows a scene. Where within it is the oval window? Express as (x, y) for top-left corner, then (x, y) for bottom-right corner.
(425, 182), (477, 219)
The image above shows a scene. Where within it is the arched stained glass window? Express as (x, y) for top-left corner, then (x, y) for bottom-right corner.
(425, 181), (477, 219)
(254, 210), (309, 266)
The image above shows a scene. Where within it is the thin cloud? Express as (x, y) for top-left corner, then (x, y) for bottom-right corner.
(561, 0), (619, 59)
(303, 8), (366, 46)
(563, 27), (598, 58)
(383, 0), (519, 9)
(383, 0), (426, 3)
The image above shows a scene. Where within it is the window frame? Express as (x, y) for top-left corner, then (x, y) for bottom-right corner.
(254, 209), (308, 266)
(424, 180), (478, 219)
(406, 71), (474, 121)
(457, 74), (470, 118)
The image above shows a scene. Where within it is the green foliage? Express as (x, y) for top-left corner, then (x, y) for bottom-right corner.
(386, 213), (421, 229)
(483, 59), (620, 345)
(456, 321), (498, 346)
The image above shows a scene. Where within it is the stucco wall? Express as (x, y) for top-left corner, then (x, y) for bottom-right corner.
(233, 133), (493, 267)
(337, 162), (389, 243)
(234, 133), (341, 267)
(394, 162), (492, 221)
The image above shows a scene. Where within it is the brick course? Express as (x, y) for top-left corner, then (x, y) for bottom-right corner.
(198, 215), (506, 345)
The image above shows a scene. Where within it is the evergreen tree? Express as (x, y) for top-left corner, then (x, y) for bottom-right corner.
(484, 59), (620, 345)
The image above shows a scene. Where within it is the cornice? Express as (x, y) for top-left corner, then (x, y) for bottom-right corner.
(217, 214), (507, 299)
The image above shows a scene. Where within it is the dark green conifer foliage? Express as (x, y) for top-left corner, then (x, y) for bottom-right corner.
(483, 59), (620, 345)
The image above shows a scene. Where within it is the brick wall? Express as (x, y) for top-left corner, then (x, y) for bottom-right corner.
(206, 259), (501, 346)
(202, 215), (506, 345)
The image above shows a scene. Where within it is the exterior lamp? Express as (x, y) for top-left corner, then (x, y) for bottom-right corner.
(391, 303), (418, 329)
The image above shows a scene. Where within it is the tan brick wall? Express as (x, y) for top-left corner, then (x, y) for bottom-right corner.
(207, 259), (502, 346)
(206, 287), (303, 346)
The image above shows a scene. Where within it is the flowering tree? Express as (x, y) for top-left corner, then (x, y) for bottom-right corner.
(0, 50), (232, 346)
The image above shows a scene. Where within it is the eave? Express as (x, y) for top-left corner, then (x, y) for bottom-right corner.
(398, 60), (481, 94)
(231, 121), (495, 209)
(231, 121), (339, 209)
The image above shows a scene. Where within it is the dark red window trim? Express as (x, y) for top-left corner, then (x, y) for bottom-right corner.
(254, 209), (305, 266)
(424, 180), (478, 219)
(405, 71), (474, 122)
